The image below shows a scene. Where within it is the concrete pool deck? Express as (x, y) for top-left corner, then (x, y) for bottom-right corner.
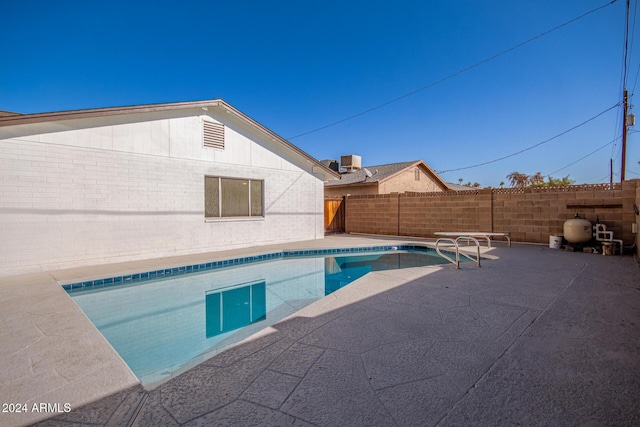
(1, 235), (639, 426)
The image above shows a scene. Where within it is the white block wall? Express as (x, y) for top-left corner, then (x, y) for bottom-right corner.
(0, 111), (326, 277)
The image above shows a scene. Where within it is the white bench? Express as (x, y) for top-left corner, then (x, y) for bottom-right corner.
(434, 232), (511, 248)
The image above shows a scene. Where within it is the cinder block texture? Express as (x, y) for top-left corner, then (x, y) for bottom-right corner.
(0, 113), (326, 276)
(636, 185), (640, 259)
(345, 181), (640, 244)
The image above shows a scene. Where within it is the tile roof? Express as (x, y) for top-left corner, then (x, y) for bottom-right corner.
(326, 161), (419, 186)
(326, 160), (451, 191)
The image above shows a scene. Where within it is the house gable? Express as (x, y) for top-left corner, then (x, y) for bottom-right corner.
(0, 99), (339, 182)
(324, 160), (449, 196)
(378, 161), (449, 193)
(0, 100), (336, 276)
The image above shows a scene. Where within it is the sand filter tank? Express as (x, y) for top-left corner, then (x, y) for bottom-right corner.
(563, 214), (592, 243)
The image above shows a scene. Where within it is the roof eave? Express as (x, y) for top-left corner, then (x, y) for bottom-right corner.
(0, 99), (340, 181)
(325, 181), (378, 188)
(218, 100), (339, 180)
(0, 100), (223, 127)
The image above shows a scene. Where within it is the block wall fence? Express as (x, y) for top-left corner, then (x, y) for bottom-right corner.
(344, 180), (640, 252)
(637, 183), (640, 259)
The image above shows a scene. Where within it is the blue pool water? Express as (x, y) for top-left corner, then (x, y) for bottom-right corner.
(68, 247), (450, 387)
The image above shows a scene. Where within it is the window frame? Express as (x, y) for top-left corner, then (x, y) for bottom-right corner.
(204, 175), (265, 221)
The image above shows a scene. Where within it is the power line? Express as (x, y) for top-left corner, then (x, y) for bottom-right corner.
(615, 1), (636, 161)
(624, 0), (631, 87)
(543, 137), (619, 177)
(612, 1), (630, 159)
(611, 67), (626, 159)
(611, 142), (623, 172)
(629, 0), (638, 68)
(437, 103), (620, 174)
(596, 173), (614, 182)
(288, 0), (619, 140)
(632, 62), (640, 97)
(629, 0), (639, 89)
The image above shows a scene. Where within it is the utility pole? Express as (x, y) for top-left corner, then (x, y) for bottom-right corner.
(610, 158), (613, 187)
(621, 0), (631, 182)
(621, 89), (628, 182)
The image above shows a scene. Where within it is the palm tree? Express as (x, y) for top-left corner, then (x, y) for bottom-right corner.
(530, 171), (545, 186)
(499, 181), (505, 188)
(506, 171), (529, 188)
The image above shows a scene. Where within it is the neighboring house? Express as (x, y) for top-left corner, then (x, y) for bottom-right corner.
(324, 159), (450, 197)
(0, 99), (339, 277)
(446, 182), (476, 191)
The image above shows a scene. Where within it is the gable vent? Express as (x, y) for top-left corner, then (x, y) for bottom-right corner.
(203, 121), (225, 149)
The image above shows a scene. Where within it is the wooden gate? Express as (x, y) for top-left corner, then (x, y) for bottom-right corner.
(324, 196), (345, 234)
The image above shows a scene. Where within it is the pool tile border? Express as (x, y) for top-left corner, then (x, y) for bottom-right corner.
(62, 245), (433, 293)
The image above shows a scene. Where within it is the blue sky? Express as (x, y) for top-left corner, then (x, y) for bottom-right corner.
(1, 0), (638, 187)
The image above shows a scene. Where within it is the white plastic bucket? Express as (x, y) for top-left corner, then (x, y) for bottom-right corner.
(549, 235), (562, 249)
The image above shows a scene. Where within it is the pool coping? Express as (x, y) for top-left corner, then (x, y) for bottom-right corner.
(0, 235), (504, 426)
(61, 244), (443, 292)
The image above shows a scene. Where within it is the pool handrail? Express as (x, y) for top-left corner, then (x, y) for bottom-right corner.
(434, 232), (511, 248)
(435, 237), (481, 269)
(435, 238), (460, 268)
(455, 236), (481, 267)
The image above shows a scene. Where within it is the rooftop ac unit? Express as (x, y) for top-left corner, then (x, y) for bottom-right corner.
(341, 155), (361, 171)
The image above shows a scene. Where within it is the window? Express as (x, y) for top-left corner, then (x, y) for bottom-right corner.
(205, 176), (264, 218)
(414, 169), (420, 181)
(203, 121), (224, 149)
(205, 281), (266, 338)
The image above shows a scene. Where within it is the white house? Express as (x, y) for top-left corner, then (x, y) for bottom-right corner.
(0, 99), (339, 277)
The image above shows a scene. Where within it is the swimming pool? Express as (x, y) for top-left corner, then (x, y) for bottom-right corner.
(67, 246), (452, 387)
